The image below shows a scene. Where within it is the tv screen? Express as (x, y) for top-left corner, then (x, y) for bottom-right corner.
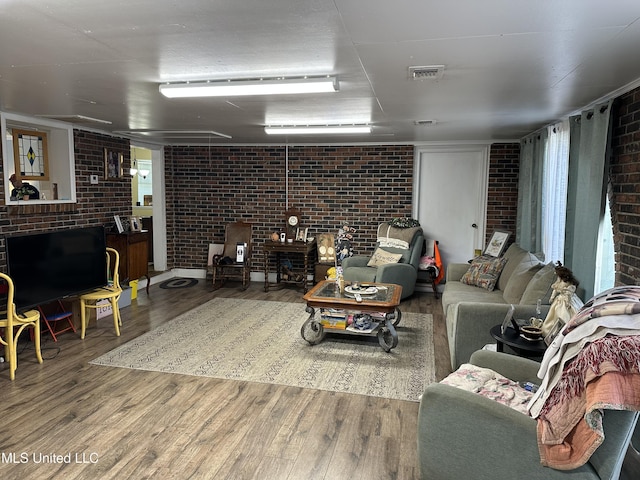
(5, 226), (108, 312)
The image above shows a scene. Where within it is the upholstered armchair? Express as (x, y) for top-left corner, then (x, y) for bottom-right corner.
(342, 222), (423, 299)
(417, 350), (639, 480)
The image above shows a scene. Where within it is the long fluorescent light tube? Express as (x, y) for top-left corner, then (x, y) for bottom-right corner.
(265, 125), (371, 135)
(160, 76), (338, 98)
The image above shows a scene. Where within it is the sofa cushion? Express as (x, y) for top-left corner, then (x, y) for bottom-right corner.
(503, 263), (544, 304)
(497, 244), (540, 292)
(461, 256), (508, 291)
(520, 262), (556, 305)
(367, 247), (403, 267)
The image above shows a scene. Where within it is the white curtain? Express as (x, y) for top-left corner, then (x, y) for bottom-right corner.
(541, 120), (570, 264)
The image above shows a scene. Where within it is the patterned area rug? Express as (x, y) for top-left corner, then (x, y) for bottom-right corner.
(90, 298), (436, 402)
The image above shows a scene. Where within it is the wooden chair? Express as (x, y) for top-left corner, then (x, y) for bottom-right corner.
(212, 221), (252, 290)
(79, 247), (123, 338)
(0, 272), (43, 380)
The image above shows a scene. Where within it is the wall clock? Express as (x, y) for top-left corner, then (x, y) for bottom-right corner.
(284, 209), (301, 240)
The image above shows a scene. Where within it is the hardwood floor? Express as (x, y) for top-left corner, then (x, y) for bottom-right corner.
(0, 281), (450, 480)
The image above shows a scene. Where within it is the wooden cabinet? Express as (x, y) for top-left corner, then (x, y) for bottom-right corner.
(106, 231), (150, 294)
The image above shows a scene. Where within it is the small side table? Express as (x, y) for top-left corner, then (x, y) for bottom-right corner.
(263, 239), (317, 293)
(490, 324), (546, 358)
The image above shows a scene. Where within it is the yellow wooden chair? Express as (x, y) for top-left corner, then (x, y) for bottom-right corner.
(0, 272), (43, 380)
(79, 247), (123, 339)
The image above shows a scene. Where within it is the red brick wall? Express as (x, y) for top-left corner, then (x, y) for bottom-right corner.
(486, 143), (520, 246)
(163, 145), (416, 271)
(610, 86), (640, 285)
(0, 130), (132, 268)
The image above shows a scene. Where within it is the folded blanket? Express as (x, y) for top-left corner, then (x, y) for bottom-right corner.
(376, 222), (421, 249)
(535, 335), (640, 469)
(538, 371), (640, 469)
(441, 363), (533, 414)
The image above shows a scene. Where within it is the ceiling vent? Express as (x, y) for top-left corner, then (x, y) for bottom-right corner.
(414, 120), (437, 126)
(408, 65), (445, 81)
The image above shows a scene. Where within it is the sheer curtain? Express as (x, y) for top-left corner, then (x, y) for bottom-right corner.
(541, 120), (570, 264)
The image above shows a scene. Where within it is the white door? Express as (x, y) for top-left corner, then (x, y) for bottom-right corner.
(414, 145), (489, 269)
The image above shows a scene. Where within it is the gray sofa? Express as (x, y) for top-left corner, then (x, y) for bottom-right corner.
(441, 243), (557, 370)
(418, 350), (639, 480)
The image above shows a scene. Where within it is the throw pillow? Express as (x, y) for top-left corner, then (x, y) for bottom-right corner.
(503, 263), (543, 304)
(461, 255), (508, 291)
(367, 247), (403, 267)
(520, 261), (557, 305)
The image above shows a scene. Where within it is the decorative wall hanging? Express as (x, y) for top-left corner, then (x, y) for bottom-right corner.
(105, 148), (123, 179)
(12, 128), (50, 181)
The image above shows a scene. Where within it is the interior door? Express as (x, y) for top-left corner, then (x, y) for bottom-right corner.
(414, 145), (489, 269)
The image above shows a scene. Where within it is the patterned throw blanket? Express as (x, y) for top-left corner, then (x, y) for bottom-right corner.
(530, 286), (640, 470)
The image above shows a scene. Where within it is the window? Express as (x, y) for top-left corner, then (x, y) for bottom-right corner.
(541, 120), (570, 263)
(1, 112), (75, 203)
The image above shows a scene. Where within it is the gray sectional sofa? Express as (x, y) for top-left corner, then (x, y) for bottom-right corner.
(441, 244), (558, 370)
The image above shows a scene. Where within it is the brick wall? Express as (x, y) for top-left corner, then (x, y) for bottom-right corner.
(610, 86), (640, 285)
(163, 145), (416, 272)
(0, 130), (132, 268)
(486, 143), (520, 246)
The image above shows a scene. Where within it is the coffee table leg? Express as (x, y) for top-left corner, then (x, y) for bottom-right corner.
(378, 317), (398, 352)
(392, 307), (402, 326)
(301, 306), (325, 345)
(496, 340), (504, 353)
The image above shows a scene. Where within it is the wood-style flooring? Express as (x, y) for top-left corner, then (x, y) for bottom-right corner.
(1, 280), (638, 479)
(0, 282), (449, 480)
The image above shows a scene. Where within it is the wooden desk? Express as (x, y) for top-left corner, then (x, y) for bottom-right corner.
(106, 231), (150, 294)
(263, 240), (316, 293)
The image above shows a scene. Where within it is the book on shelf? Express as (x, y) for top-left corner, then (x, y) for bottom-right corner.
(346, 322), (379, 334)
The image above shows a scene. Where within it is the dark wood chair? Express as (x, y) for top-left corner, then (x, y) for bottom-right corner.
(212, 222), (253, 290)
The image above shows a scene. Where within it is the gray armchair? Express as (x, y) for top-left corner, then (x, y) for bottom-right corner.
(342, 223), (424, 299)
(418, 350), (639, 480)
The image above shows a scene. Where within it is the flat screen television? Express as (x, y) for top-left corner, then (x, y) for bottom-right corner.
(5, 226), (107, 312)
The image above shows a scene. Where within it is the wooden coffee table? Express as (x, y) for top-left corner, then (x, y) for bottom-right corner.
(301, 280), (402, 352)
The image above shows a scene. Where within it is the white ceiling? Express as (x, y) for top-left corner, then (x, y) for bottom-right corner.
(1, 0), (640, 145)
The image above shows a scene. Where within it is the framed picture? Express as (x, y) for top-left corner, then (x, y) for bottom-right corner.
(130, 216), (142, 232)
(484, 230), (510, 257)
(114, 215), (124, 233)
(500, 304), (516, 334)
(296, 227), (308, 242)
(544, 319), (565, 346)
(317, 233), (336, 264)
(105, 148), (123, 179)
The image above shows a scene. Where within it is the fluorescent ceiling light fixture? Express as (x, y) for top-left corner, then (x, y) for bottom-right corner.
(160, 76), (339, 98)
(265, 125), (371, 135)
(36, 114), (112, 125)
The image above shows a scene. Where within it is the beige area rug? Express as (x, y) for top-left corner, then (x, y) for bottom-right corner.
(90, 298), (435, 402)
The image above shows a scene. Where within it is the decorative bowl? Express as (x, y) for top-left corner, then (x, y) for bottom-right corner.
(520, 325), (543, 341)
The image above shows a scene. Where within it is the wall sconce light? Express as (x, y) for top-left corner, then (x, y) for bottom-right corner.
(159, 76), (339, 98)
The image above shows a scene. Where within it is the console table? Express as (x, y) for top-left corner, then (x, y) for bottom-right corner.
(263, 240), (316, 293)
(106, 231), (150, 294)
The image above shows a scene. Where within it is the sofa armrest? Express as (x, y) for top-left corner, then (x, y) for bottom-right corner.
(341, 255), (370, 268)
(417, 384), (599, 480)
(449, 302), (550, 370)
(446, 262), (470, 282)
(469, 350), (541, 383)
